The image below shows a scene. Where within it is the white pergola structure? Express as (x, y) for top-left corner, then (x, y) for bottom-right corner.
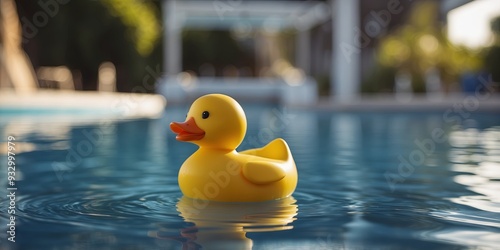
(160, 0), (360, 104)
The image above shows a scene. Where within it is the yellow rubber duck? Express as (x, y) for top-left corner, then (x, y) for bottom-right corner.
(170, 94), (297, 202)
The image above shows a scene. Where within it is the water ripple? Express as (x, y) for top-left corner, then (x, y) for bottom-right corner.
(430, 210), (500, 228)
(15, 189), (182, 229)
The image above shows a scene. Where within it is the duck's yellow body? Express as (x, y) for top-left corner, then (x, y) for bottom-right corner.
(170, 94), (298, 202)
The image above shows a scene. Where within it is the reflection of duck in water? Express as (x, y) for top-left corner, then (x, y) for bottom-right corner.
(166, 196), (298, 249)
(170, 94), (298, 202)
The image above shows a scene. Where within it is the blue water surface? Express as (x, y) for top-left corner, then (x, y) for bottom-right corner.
(1, 103), (500, 249)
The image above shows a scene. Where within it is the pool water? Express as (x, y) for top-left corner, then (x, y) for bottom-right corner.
(1, 103), (500, 249)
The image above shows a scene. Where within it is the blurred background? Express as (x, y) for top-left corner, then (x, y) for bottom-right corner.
(1, 0), (499, 105)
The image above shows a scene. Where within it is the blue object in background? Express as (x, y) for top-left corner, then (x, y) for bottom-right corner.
(461, 72), (477, 94)
(461, 71), (490, 95)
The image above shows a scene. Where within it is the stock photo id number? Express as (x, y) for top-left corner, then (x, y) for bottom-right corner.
(6, 136), (17, 243)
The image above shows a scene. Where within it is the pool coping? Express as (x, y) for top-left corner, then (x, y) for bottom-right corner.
(0, 90), (167, 118)
(307, 94), (500, 113)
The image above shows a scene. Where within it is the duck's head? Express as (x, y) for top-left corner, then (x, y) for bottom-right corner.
(170, 94), (247, 150)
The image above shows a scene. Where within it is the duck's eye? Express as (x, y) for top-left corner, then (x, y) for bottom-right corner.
(202, 111), (210, 119)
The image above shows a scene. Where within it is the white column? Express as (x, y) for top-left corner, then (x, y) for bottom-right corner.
(163, 0), (181, 76)
(332, 0), (360, 102)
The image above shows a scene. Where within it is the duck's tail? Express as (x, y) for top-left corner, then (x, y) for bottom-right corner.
(240, 138), (291, 162)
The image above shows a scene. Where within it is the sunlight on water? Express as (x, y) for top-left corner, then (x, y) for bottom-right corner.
(427, 126), (500, 248)
(449, 127), (500, 214)
(432, 230), (500, 249)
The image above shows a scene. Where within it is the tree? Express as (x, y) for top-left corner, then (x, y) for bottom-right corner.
(366, 1), (482, 93)
(16, 0), (161, 92)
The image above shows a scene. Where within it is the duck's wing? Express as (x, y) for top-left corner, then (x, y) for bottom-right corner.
(242, 161), (286, 184)
(240, 138), (291, 184)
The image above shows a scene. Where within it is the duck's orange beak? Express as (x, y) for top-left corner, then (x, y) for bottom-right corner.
(170, 117), (205, 141)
